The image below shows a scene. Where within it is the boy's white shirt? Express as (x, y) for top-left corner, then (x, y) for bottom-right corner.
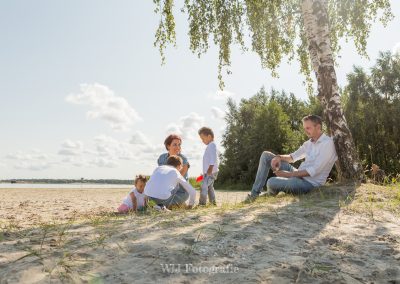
(144, 165), (196, 206)
(203, 141), (219, 174)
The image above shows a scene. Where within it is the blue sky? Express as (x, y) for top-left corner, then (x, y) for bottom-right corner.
(0, 1), (399, 179)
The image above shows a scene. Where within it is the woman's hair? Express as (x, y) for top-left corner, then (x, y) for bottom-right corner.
(166, 155), (183, 168)
(134, 174), (147, 185)
(164, 134), (182, 150)
(198, 127), (214, 138)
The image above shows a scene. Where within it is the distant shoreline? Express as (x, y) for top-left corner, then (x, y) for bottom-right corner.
(0, 179), (134, 185)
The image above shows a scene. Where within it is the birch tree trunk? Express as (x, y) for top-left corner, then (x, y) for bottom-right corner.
(301, 0), (365, 181)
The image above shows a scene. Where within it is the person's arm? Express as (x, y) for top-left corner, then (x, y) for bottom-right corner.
(130, 192), (137, 211)
(180, 155), (190, 177)
(272, 143), (307, 171)
(206, 165), (214, 176)
(275, 140), (336, 178)
(205, 143), (217, 176)
(271, 154), (294, 171)
(180, 164), (189, 177)
(275, 169), (310, 178)
(177, 176), (196, 207)
(274, 154), (294, 164)
(144, 196), (148, 208)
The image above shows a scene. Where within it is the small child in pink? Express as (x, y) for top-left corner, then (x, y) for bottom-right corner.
(117, 175), (148, 213)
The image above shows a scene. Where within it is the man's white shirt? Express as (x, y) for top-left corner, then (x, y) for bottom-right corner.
(290, 133), (338, 186)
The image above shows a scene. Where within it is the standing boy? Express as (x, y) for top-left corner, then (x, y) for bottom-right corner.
(198, 127), (219, 205)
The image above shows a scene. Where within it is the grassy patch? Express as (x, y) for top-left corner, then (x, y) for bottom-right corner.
(339, 183), (400, 218)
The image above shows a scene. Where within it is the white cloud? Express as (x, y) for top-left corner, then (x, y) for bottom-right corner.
(61, 140), (83, 149)
(129, 131), (164, 157)
(58, 140), (84, 156)
(93, 134), (136, 160)
(58, 134), (158, 169)
(166, 112), (205, 140)
(58, 135), (131, 168)
(5, 152), (25, 160)
(5, 150), (56, 171)
(165, 123), (182, 136)
(89, 157), (118, 168)
(184, 141), (204, 161)
(58, 149), (78, 156)
(208, 90), (235, 100)
(57, 135), (136, 169)
(6, 150), (50, 161)
(83, 149), (98, 155)
(211, 106), (225, 120)
(141, 144), (165, 155)
(66, 83), (142, 131)
(130, 131), (151, 145)
(393, 42), (400, 57)
(61, 157), (89, 168)
(14, 161), (52, 171)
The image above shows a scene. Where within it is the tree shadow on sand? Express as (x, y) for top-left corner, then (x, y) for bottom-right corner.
(1, 184), (399, 283)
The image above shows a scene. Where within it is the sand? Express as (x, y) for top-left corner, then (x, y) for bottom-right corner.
(0, 184), (399, 283)
(0, 187), (248, 228)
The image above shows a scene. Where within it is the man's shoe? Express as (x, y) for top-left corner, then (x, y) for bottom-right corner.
(244, 193), (259, 203)
(259, 192), (273, 198)
(153, 204), (170, 212)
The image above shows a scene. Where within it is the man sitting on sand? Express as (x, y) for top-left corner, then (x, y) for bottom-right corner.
(246, 115), (338, 201)
(144, 155), (196, 209)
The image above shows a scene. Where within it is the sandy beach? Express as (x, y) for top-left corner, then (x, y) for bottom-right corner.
(0, 186), (248, 229)
(0, 183), (399, 283)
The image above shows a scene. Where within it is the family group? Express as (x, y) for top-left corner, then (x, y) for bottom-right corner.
(117, 127), (219, 212)
(117, 114), (338, 212)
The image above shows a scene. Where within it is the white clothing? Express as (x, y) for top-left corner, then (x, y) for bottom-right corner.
(144, 165), (196, 206)
(122, 188), (146, 209)
(290, 133), (338, 186)
(202, 141), (219, 174)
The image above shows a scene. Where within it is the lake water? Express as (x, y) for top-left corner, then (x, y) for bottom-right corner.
(0, 183), (132, 189)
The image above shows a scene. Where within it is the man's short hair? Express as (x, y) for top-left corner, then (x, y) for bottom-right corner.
(164, 134), (182, 150)
(198, 127), (214, 138)
(166, 155), (183, 167)
(302, 114), (323, 126)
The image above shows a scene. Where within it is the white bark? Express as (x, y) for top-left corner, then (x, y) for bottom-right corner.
(301, 0), (364, 181)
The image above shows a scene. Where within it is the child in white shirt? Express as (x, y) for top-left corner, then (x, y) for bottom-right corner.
(198, 127), (219, 205)
(144, 155), (196, 209)
(117, 175), (148, 213)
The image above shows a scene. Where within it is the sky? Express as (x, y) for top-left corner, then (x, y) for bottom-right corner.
(0, 1), (399, 180)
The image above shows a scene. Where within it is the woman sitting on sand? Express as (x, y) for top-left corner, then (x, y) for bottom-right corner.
(157, 134), (190, 201)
